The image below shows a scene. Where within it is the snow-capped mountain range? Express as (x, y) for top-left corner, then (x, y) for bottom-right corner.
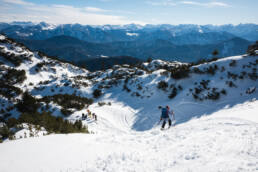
(1, 22), (257, 43)
(0, 22), (256, 67)
(0, 34), (257, 172)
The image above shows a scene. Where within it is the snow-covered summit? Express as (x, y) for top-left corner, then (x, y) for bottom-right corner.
(0, 35), (5, 40)
(142, 59), (187, 71)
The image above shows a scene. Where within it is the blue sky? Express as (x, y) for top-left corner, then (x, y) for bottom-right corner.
(0, 0), (257, 25)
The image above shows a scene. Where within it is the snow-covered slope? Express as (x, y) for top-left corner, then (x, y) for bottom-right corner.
(0, 100), (257, 172)
(0, 34), (257, 172)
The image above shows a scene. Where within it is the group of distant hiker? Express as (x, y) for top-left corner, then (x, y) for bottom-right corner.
(82, 109), (97, 121)
(159, 105), (175, 130)
(80, 105), (174, 129)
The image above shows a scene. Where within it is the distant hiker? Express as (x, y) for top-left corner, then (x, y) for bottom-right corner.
(93, 113), (97, 121)
(160, 105), (172, 130)
(82, 113), (87, 120)
(87, 109), (92, 119)
(167, 105), (175, 126)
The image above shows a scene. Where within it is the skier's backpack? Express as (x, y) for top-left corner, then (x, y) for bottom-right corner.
(161, 108), (168, 118)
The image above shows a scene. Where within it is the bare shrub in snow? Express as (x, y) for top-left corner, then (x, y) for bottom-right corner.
(41, 94), (93, 111)
(93, 89), (102, 98)
(61, 108), (73, 117)
(98, 102), (106, 106)
(221, 89), (227, 95)
(205, 65), (218, 75)
(248, 71), (258, 81)
(226, 81), (237, 88)
(246, 41), (258, 56)
(157, 81), (168, 91)
(16, 92), (40, 114)
(170, 65), (190, 79)
(246, 87), (256, 94)
(2, 68), (26, 85)
(169, 87), (177, 99)
(123, 84), (131, 92)
(229, 60), (237, 67)
(221, 66), (225, 72)
(192, 67), (204, 74)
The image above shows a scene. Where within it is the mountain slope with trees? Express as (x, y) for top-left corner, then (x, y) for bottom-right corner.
(0, 34), (257, 172)
(19, 35), (251, 64)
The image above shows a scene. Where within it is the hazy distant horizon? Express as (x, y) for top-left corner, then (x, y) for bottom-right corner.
(1, 21), (257, 27)
(0, 0), (257, 25)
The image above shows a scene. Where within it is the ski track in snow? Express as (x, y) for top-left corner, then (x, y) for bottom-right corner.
(0, 100), (258, 172)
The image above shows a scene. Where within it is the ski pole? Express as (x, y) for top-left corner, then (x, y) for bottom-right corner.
(158, 118), (162, 125)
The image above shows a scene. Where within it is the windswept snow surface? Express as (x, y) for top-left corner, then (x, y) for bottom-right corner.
(0, 100), (258, 172)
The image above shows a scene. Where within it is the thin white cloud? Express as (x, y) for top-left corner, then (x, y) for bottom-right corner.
(180, 1), (229, 7)
(0, 0), (145, 25)
(147, 0), (230, 7)
(180, 1), (199, 5)
(146, 0), (176, 6)
(2, 0), (34, 6)
(209, 2), (229, 7)
(85, 7), (109, 13)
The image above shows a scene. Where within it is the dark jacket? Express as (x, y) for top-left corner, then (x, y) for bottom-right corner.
(161, 108), (169, 118)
